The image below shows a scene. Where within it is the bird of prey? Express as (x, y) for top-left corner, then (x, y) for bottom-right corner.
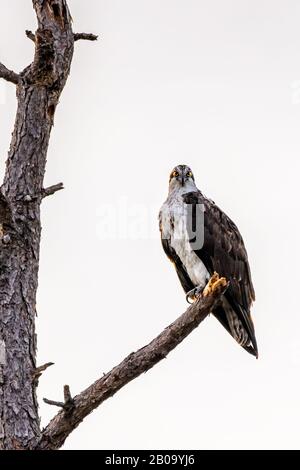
(159, 164), (258, 357)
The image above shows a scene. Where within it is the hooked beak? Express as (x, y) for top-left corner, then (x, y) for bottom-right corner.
(180, 175), (185, 186)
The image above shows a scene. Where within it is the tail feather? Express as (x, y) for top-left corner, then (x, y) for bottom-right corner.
(213, 303), (258, 358)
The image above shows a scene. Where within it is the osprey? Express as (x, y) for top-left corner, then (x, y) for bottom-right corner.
(159, 164), (258, 357)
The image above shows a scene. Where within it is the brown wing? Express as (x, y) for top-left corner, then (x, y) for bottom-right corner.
(183, 191), (257, 354)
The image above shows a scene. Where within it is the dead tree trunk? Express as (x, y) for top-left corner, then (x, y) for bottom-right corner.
(0, 1), (228, 450)
(0, 0), (76, 450)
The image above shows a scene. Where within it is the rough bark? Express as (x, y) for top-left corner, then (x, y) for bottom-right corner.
(37, 274), (228, 450)
(0, 0), (74, 450)
(0, 1), (229, 451)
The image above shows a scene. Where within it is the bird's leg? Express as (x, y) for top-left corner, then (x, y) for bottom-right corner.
(203, 272), (225, 297)
(186, 285), (205, 304)
(186, 273), (225, 303)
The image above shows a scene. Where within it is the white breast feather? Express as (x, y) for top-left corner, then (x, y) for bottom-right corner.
(160, 194), (209, 287)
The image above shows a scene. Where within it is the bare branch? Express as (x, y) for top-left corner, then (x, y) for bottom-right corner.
(32, 362), (54, 380)
(42, 183), (64, 198)
(25, 30), (35, 42)
(37, 274), (228, 450)
(0, 63), (19, 84)
(44, 384), (75, 414)
(74, 33), (98, 42)
(43, 398), (65, 409)
(63, 385), (75, 413)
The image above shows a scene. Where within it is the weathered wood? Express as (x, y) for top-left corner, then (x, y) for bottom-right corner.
(37, 275), (228, 450)
(0, 0), (74, 450)
(0, 1), (229, 452)
(0, 63), (19, 84)
(42, 183), (64, 198)
(25, 30), (36, 42)
(74, 33), (98, 41)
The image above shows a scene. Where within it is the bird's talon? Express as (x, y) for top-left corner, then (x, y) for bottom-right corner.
(186, 292), (194, 304)
(186, 286), (204, 304)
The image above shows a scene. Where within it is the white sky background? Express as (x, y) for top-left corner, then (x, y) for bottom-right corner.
(0, 0), (300, 450)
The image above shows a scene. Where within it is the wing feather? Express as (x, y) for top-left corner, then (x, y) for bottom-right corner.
(183, 191), (255, 310)
(183, 191), (257, 355)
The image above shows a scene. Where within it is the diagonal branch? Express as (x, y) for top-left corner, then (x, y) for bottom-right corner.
(0, 62), (19, 84)
(37, 273), (228, 450)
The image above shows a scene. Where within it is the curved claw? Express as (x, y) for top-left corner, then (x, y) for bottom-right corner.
(186, 286), (204, 304)
(186, 290), (195, 304)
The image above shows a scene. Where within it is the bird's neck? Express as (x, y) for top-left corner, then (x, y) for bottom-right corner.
(168, 181), (198, 198)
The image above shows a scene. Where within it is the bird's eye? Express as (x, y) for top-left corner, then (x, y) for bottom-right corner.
(186, 171), (193, 178)
(172, 171), (179, 177)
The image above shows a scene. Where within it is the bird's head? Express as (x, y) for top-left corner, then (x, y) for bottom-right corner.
(168, 164), (196, 193)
